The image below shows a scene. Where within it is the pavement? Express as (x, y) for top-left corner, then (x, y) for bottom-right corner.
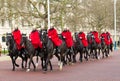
(0, 54), (11, 61)
(0, 50), (120, 81)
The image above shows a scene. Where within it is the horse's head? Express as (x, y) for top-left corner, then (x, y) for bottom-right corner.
(21, 34), (27, 47)
(6, 33), (17, 53)
(88, 33), (96, 47)
(106, 35), (110, 40)
(100, 36), (105, 45)
(6, 33), (14, 47)
(74, 32), (79, 41)
(58, 34), (64, 40)
(40, 29), (48, 45)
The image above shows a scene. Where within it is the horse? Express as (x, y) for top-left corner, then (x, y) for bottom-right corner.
(87, 33), (100, 59)
(39, 29), (54, 71)
(21, 35), (43, 72)
(74, 32), (89, 62)
(106, 34), (113, 55)
(100, 36), (109, 58)
(58, 34), (75, 65)
(6, 33), (27, 71)
(40, 29), (69, 71)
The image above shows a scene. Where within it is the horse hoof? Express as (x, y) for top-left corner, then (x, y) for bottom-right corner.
(69, 62), (72, 65)
(59, 63), (63, 71)
(26, 69), (30, 72)
(43, 70), (47, 74)
(12, 69), (15, 71)
(98, 57), (100, 60)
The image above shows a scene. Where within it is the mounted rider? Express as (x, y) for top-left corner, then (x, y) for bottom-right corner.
(100, 32), (110, 45)
(48, 27), (62, 53)
(61, 27), (73, 48)
(91, 31), (101, 44)
(78, 31), (88, 47)
(106, 32), (113, 45)
(29, 27), (43, 49)
(12, 27), (23, 50)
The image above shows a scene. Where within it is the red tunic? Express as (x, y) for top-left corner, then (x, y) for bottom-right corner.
(100, 33), (110, 45)
(29, 30), (42, 49)
(91, 31), (101, 44)
(106, 32), (113, 44)
(48, 28), (62, 46)
(61, 30), (73, 48)
(78, 32), (88, 47)
(12, 29), (22, 50)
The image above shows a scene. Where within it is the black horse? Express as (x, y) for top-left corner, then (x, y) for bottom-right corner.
(100, 36), (109, 58)
(87, 33), (101, 59)
(6, 33), (27, 71)
(22, 35), (44, 72)
(74, 32), (88, 62)
(39, 29), (54, 71)
(58, 34), (75, 65)
(106, 34), (113, 55)
(40, 29), (69, 71)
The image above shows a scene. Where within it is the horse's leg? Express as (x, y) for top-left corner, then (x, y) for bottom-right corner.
(72, 53), (77, 63)
(36, 56), (39, 67)
(55, 53), (61, 65)
(49, 60), (53, 71)
(72, 48), (77, 63)
(98, 48), (101, 59)
(27, 55), (36, 72)
(90, 49), (92, 58)
(25, 57), (28, 69)
(79, 51), (83, 62)
(41, 57), (44, 70)
(43, 57), (49, 71)
(85, 48), (88, 61)
(20, 54), (26, 69)
(95, 49), (98, 59)
(65, 49), (70, 65)
(10, 56), (16, 71)
(59, 54), (64, 71)
(21, 55), (28, 69)
(14, 56), (19, 67)
(10, 55), (19, 71)
(31, 59), (36, 71)
(101, 48), (104, 58)
(105, 48), (108, 57)
(69, 47), (75, 64)
(107, 46), (110, 56)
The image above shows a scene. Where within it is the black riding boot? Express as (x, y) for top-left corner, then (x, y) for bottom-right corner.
(56, 46), (60, 53)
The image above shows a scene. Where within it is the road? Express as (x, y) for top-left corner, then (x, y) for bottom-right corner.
(0, 50), (120, 81)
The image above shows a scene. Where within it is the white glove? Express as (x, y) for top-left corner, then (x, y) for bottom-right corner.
(79, 37), (82, 39)
(63, 36), (66, 38)
(49, 36), (51, 38)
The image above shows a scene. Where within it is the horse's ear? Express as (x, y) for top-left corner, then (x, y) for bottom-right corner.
(45, 29), (47, 32)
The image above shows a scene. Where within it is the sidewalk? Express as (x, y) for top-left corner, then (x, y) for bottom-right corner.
(0, 54), (11, 61)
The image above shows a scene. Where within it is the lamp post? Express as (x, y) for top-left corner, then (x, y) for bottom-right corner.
(114, 0), (117, 50)
(47, 0), (50, 29)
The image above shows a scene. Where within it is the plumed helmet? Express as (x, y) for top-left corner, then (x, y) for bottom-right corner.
(32, 25), (37, 30)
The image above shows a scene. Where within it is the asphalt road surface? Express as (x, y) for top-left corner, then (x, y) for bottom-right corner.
(0, 50), (120, 81)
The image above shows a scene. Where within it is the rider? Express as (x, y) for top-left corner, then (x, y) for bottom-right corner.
(78, 31), (88, 47)
(48, 27), (62, 53)
(106, 32), (113, 45)
(100, 32), (109, 45)
(61, 27), (73, 49)
(91, 31), (101, 44)
(29, 27), (43, 49)
(12, 27), (23, 50)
